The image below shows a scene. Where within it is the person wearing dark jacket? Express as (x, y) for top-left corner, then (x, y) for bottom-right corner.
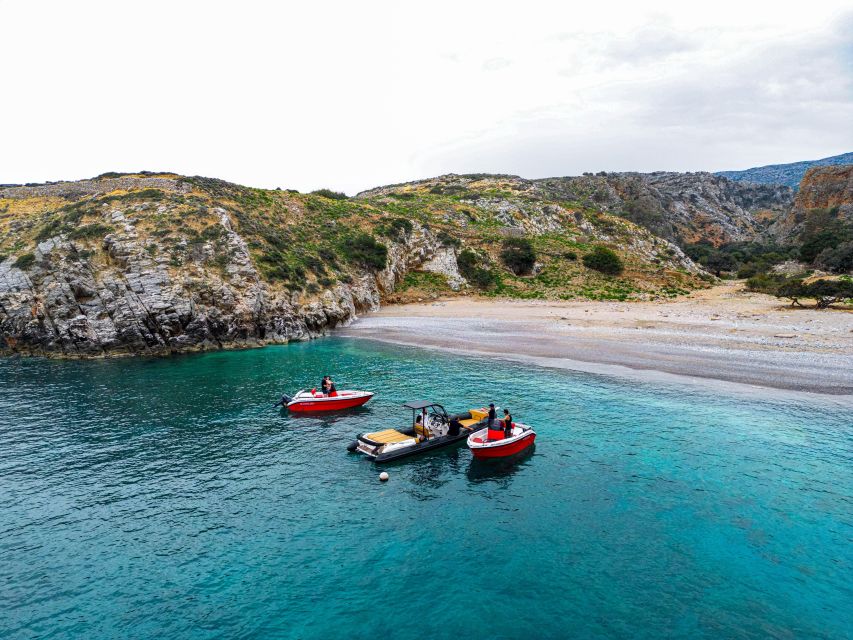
(487, 403), (496, 429)
(503, 409), (513, 438)
(448, 417), (462, 436)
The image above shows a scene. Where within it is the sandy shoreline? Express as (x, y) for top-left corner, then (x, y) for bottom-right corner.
(338, 282), (853, 396)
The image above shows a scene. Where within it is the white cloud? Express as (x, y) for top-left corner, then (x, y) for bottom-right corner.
(1, 0), (851, 193)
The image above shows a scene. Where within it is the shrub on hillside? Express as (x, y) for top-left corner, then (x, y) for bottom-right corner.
(798, 207), (851, 263)
(623, 196), (671, 239)
(437, 230), (461, 249)
(13, 253), (35, 270)
(311, 188), (348, 200)
(500, 237), (537, 275)
(457, 249), (498, 289)
(68, 223), (114, 240)
(582, 246), (624, 275)
(340, 233), (388, 270)
(377, 217), (413, 241)
(815, 241), (853, 274)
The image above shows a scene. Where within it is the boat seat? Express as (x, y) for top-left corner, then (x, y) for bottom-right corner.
(458, 417), (481, 428)
(487, 429), (505, 441)
(414, 424), (433, 438)
(364, 429), (414, 444)
(469, 408), (489, 421)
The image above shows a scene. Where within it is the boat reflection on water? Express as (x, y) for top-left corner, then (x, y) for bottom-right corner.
(283, 404), (372, 425)
(466, 445), (536, 484)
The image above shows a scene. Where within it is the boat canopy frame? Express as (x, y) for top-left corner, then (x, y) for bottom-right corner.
(404, 401), (449, 439)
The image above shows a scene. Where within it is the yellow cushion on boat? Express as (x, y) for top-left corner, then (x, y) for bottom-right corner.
(414, 423), (433, 438)
(459, 417), (481, 428)
(469, 408), (488, 421)
(364, 429), (413, 444)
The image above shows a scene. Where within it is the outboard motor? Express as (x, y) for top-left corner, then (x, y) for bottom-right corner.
(274, 394), (292, 408)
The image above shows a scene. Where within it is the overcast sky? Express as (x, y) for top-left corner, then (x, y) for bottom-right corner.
(2, 0), (851, 193)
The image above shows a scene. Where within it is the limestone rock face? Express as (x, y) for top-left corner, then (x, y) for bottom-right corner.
(0, 195), (441, 357)
(769, 165), (853, 240)
(535, 172), (794, 246)
(421, 248), (466, 290)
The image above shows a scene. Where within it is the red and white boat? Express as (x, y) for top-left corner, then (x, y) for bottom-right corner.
(467, 422), (536, 459)
(279, 389), (374, 412)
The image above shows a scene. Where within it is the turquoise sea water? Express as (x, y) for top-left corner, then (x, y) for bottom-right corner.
(1, 338), (851, 640)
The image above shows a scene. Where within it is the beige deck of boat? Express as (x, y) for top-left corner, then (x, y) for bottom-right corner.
(364, 429), (414, 444)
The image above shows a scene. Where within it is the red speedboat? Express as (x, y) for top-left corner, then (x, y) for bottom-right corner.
(467, 422), (536, 459)
(279, 389), (374, 412)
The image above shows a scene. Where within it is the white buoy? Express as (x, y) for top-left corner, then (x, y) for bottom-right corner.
(379, 471), (389, 482)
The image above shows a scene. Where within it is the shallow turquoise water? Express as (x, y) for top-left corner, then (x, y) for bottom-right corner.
(1, 338), (851, 639)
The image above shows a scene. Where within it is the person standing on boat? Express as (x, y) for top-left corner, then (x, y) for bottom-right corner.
(503, 408), (513, 438)
(487, 403), (496, 429)
(327, 377), (337, 397)
(320, 376), (330, 396)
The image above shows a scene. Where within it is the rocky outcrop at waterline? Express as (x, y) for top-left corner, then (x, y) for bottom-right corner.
(1, 172), (708, 358)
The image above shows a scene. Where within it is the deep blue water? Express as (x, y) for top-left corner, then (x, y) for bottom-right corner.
(1, 338), (851, 639)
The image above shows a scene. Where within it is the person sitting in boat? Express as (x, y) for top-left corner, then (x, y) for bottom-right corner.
(503, 408), (513, 438)
(415, 407), (428, 428)
(320, 376), (330, 396)
(448, 416), (462, 436)
(326, 377), (337, 397)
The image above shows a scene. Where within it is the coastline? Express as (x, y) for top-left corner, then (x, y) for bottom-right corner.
(338, 282), (853, 397)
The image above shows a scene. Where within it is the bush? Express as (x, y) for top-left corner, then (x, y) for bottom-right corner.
(562, 250), (577, 261)
(777, 277), (853, 308)
(457, 249), (498, 289)
(500, 237), (536, 275)
(68, 223), (114, 240)
(684, 240), (796, 277)
(377, 217), (413, 241)
(745, 272), (790, 295)
(582, 246), (624, 275)
(437, 230), (461, 249)
(815, 241), (853, 274)
(798, 208), (852, 263)
(623, 196), (672, 238)
(310, 188), (348, 200)
(702, 251), (736, 277)
(259, 260), (306, 284)
(340, 233), (388, 270)
(13, 253), (36, 270)
(34, 219), (70, 243)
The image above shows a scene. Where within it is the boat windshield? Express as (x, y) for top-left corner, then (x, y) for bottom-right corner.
(406, 402), (448, 435)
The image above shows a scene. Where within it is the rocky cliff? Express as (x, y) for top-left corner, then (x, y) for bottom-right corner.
(768, 165), (853, 240)
(0, 172), (708, 358)
(533, 172), (793, 247)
